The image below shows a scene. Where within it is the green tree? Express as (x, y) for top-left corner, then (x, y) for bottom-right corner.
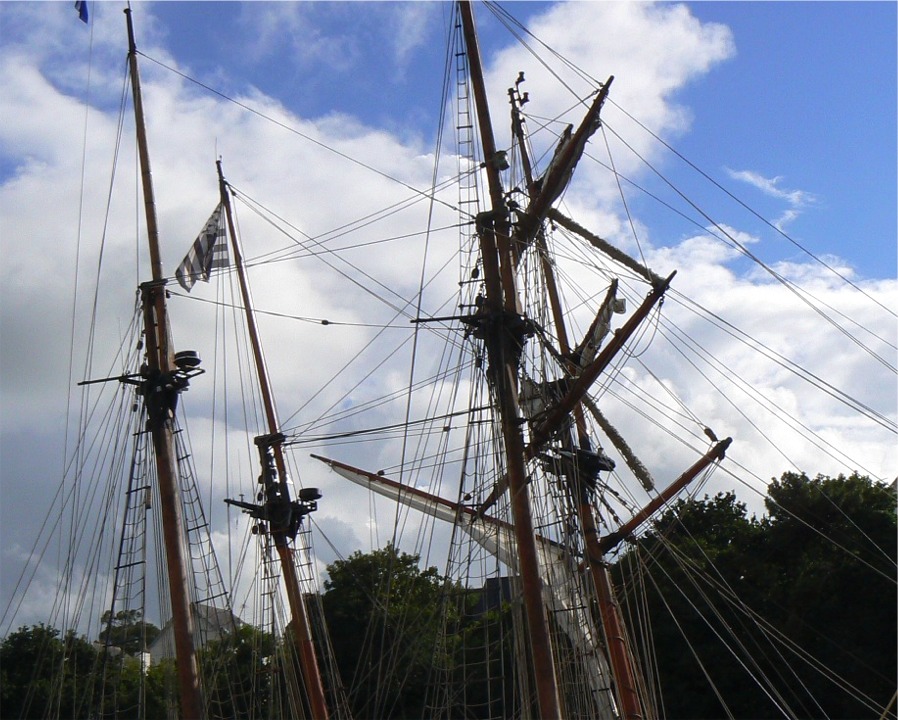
(99, 608), (160, 656)
(0, 624), (98, 719)
(440, 585), (520, 718)
(761, 472), (896, 718)
(0, 621), (174, 720)
(96, 653), (175, 720)
(614, 491), (774, 718)
(200, 623), (277, 719)
(614, 473), (896, 719)
(321, 542), (447, 719)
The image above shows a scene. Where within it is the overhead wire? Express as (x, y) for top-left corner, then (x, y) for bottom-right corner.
(713, 460), (897, 584)
(474, 2), (896, 383)
(135, 0), (893, 505)
(50, 8), (888, 716)
(483, 0), (894, 331)
(571, 150), (897, 355)
(601, 123), (650, 271)
(651, 510), (829, 717)
(648, 315), (875, 476)
(3, 50), (140, 636)
(171, 290), (409, 329)
(637, 524), (893, 715)
(667, 290), (896, 432)
(642, 532), (800, 718)
(530, 116), (894, 494)
(63, 0), (98, 659)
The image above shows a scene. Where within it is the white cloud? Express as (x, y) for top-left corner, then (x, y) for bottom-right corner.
(726, 168), (816, 230)
(389, 3), (434, 71)
(485, 3), (734, 172)
(0, 1), (894, 641)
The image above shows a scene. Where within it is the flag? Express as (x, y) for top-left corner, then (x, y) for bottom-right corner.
(175, 203), (229, 292)
(74, 1), (88, 23)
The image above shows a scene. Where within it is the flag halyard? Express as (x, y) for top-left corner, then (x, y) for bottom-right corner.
(175, 204), (228, 292)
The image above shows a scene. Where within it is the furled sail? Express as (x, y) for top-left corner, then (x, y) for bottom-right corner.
(314, 455), (619, 718)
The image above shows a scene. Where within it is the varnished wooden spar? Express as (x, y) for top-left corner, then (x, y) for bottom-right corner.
(217, 163), (330, 720)
(517, 77), (613, 247)
(598, 437), (733, 555)
(458, 3), (564, 718)
(312, 453), (618, 717)
(528, 271), (675, 452)
(507, 77), (649, 720)
(586, 438), (734, 715)
(475, 277), (676, 518)
(125, 9), (203, 718)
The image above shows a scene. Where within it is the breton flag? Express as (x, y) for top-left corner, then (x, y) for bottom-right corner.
(175, 203), (229, 292)
(74, 1), (88, 23)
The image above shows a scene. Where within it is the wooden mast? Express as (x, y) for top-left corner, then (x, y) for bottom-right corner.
(124, 8), (203, 719)
(508, 72), (649, 720)
(598, 438), (733, 555)
(506, 73), (735, 720)
(458, 3), (563, 718)
(217, 163), (330, 720)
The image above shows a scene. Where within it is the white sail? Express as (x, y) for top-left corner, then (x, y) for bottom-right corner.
(314, 455), (619, 717)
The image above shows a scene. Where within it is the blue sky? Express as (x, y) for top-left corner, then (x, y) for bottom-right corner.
(679, 2), (896, 278)
(0, 1), (895, 632)
(130, 1), (898, 278)
(2, 3), (895, 279)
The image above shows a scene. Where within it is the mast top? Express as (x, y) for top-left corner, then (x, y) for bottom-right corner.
(124, 4), (166, 286)
(124, 7), (136, 54)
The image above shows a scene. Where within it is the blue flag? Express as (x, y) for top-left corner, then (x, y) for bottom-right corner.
(74, 1), (88, 24)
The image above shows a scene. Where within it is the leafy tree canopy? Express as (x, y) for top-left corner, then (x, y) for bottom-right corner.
(99, 608), (160, 656)
(3, 473), (892, 719)
(322, 542), (447, 719)
(200, 624), (278, 719)
(0, 624), (97, 719)
(614, 472), (896, 719)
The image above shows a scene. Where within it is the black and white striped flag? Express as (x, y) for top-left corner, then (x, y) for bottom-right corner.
(175, 203), (228, 291)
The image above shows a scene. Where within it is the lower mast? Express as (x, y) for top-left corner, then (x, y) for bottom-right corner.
(459, 2), (564, 717)
(126, 8), (203, 717)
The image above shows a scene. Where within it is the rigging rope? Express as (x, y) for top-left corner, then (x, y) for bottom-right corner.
(601, 123), (650, 272)
(137, 50), (462, 216)
(667, 289), (896, 433)
(609, 97), (897, 321)
(601, 120), (897, 374)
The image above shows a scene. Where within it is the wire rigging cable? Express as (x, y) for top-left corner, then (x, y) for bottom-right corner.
(138, 50), (463, 216)
(608, 96), (897, 321)
(600, 120), (896, 374)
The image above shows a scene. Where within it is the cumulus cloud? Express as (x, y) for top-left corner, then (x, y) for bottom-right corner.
(0, 1), (893, 639)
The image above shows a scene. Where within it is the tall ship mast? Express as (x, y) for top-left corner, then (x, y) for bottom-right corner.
(316, 3), (730, 717)
(217, 160), (331, 720)
(41, 8), (343, 719)
(118, 13), (337, 717)
(0, 2), (894, 720)
(125, 7), (206, 716)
